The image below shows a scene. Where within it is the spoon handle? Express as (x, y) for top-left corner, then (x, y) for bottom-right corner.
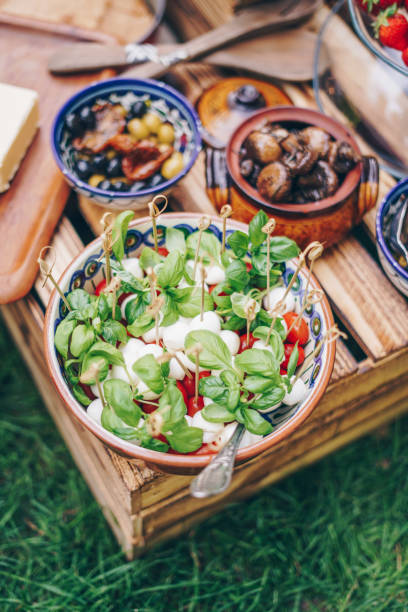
(190, 424), (245, 498)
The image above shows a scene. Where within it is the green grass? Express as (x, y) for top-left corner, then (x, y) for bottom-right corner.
(1, 316), (408, 612)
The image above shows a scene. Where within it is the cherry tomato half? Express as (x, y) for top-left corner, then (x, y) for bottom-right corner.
(239, 332), (256, 353)
(187, 396), (204, 417)
(283, 312), (309, 345)
(95, 279), (107, 295)
(183, 371), (211, 397)
(158, 247), (169, 257)
(176, 381), (188, 406)
(281, 343), (305, 370)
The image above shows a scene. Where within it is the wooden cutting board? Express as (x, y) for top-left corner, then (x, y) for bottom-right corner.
(0, 22), (116, 304)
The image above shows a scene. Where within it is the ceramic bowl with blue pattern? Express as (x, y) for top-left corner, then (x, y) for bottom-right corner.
(51, 78), (201, 211)
(376, 178), (408, 298)
(44, 214), (335, 474)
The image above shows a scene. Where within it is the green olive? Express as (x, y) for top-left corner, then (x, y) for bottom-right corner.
(88, 174), (105, 187)
(142, 112), (161, 133)
(128, 118), (150, 140)
(158, 123), (175, 144)
(161, 152), (184, 180)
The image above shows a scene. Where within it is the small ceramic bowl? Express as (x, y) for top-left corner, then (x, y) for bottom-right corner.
(51, 78), (201, 211)
(44, 213), (336, 475)
(226, 106), (379, 248)
(376, 177), (408, 297)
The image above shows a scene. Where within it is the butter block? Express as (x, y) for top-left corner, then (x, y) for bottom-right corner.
(0, 83), (39, 193)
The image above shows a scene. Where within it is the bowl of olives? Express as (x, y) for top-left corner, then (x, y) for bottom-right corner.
(51, 78), (201, 210)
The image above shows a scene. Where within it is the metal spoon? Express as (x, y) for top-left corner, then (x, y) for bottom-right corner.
(190, 424), (245, 498)
(389, 195), (408, 263)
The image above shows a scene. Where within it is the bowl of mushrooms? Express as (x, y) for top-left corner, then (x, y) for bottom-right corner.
(226, 107), (379, 248)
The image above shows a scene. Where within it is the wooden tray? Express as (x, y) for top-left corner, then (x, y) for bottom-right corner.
(2, 2), (408, 558)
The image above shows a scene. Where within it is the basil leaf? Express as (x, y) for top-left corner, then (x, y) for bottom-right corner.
(251, 252), (269, 276)
(70, 324), (95, 358)
(256, 310), (286, 341)
(72, 383), (92, 406)
(64, 359), (80, 385)
(253, 326), (284, 364)
(80, 354), (109, 385)
(157, 382), (186, 430)
(173, 287), (213, 318)
(67, 288), (91, 312)
(166, 226), (186, 254)
(137, 423), (169, 452)
(241, 407), (273, 435)
(226, 260), (249, 291)
(222, 314), (246, 331)
(202, 403), (236, 423)
(139, 246), (161, 270)
(88, 341), (125, 367)
(220, 370), (240, 387)
(227, 230), (249, 258)
(166, 420), (203, 453)
(127, 311), (154, 338)
(268, 237), (300, 262)
(235, 348), (278, 377)
(104, 378), (141, 426)
(97, 294), (110, 321)
(186, 230), (221, 260)
(133, 354), (164, 394)
(212, 282), (232, 308)
(102, 320), (128, 345)
(185, 330), (232, 370)
(156, 250), (184, 288)
(161, 292), (179, 327)
(101, 406), (139, 440)
(249, 210), (268, 248)
(248, 387), (285, 410)
(112, 210), (134, 263)
(227, 385), (241, 411)
(198, 376), (228, 401)
(110, 259), (144, 293)
(243, 375), (276, 393)
(230, 292), (260, 320)
(55, 318), (76, 359)
(287, 341), (299, 379)
(124, 294), (149, 324)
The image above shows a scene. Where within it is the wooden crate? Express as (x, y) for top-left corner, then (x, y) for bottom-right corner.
(2, 3), (408, 559)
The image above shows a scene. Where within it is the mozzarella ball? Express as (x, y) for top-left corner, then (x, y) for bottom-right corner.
(140, 343), (164, 359)
(122, 338), (145, 362)
(111, 364), (137, 385)
(239, 430), (264, 449)
(122, 257), (144, 280)
(263, 285), (295, 312)
(203, 431), (217, 444)
(205, 264), (225, 285)
(253, 339), (273, 353)
(208, 422), (238, 451)
(190, 311), (221, 334)
(283, 378), (309, 406)
(220, 330), (240, 355)
(142, 327), (163, 343)
(177, 350), (204, 373)
(184, 415), (193, 427)
(137, 379), (160, 400)
(91, 371), (112, 398)
(168, 355), (186, 380)
(87, 399), (104, 425)
(192, 410), (224, 433)
(203, 396), (212, 406)
(162, 317), (192, 351)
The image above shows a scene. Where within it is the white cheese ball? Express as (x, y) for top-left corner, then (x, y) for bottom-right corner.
(203, 396), (212, 406)
(239, 430), (264, 449)
(137, 379), (160, 400)
(208, 422), (238, 451)
(111, 364), (137, 385)
(122, 257), (144, 279)
(263, 285), (295, 313)
(91, 371), (112, 398)
(87, 398), (104, 425)
(168, 354), (186, 380)
(184, 415), (193, 427)
(140, 343), (164, 359)
(122, 338), (145, 362)
(283, 378), (308, 406)
(141, 311), (164, 343)
(205, 264), (225, 285)
(190, 311), (221, 333)
(162, 317), (192, 351)
(220, 330), (240, 355)
(177, 350), (204, 373)
(192, 410), (224, 433)
(253, 340), (273, 353)
(203, 431), (217, 444)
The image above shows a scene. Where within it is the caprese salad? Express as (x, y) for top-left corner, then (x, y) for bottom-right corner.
(54, 209), (315, 455)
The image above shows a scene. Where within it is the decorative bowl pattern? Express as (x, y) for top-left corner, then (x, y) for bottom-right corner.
(51, 78), (202, 210)
(376, 178), (408, 297)
(44, 213), (336, 474)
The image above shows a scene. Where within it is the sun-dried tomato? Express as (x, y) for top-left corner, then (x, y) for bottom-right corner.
(73, 103), (125, 153)
(122, 142), (173, 181)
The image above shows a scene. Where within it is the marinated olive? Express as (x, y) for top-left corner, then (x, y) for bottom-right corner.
(130, 101), (147, 118)
(98, 179), (114, 191)
(113, 180), (129, 192)
(75, 159), (92, 180)
(161, 152), (184, 180)
(79, 106), (96, 130)
(66, 113), (83, 137)
(158, 123), (175, 144)
(88, 174), (105, 188)
(105, 149), (117, 160)
(127, 118), (150, 140)
(106, 157), (122, 178)
(142, 112), (161, 134)
(149, 174), (163, 188)
(91, 154), (107, 173)
(129, 181), (146, 192)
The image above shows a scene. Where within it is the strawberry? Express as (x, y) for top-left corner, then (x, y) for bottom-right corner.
(375, 8), (408, 50)
(358, 0), (401, 15)
(402, 47), (408, 65)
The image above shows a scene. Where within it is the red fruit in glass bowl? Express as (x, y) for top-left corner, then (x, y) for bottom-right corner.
(357, 0), (402, 15)
(375, 10), (408, 51)
(402, 47), (408, 66)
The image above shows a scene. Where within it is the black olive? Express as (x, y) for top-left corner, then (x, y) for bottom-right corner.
(75, 159), (92, 180)
(79, 106), (95, 129)
(130, 101), (147, 118)
(98, 179), (114, 191)
(113, 181), (129, 192)
(240, 158), (254, 178)
(148, 173), (163, 188)
(129, 181), (146, 192)
(65, 113), (83, 137)
(248, 163), (261, 187)
(106, 157), (122, 178)
(91, 154), (107, 173)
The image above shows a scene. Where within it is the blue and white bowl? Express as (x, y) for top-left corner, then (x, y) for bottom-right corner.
(51, 78), (201, 210)
(376, 178), (408, 297)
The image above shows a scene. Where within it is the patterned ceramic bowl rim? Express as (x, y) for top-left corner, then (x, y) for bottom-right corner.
(376, 177), (408, 283)
(44, 213), (336, 469)
(51, 78), (202, 200)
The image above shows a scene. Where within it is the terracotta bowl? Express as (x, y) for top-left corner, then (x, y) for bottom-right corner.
(226, 106), (379, 249)
(44, 213), (336, 475)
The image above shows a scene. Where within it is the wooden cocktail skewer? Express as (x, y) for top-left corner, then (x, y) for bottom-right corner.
(199, 261), (207, 322)
(293, 324), (347, 382)
(186, 344), (203, 403)
(193, 215), (211, 280)
(262, 218), (276, 302)
(147, 294), (164, 345)
(104, 276), (122, 320)
(266, 299), (287, 345)
(100, 212), (116, 285)
(270, 251), (306, 310)
(148, 194), (168, 253)
(220, 204), (232, 254)
(301, 241), (324, 308)
(37, 246), (71, 311)
(244, 298), (258, 345)
(146, 267), (158, 303)
(157, 350), (193, 380)
(286, 288), (324, 339)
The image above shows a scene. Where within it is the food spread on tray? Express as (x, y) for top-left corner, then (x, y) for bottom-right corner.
(357, 0), (408, 66)
(61, 93), (185, 194)
(0, 82), (39, 193)
(239, 122), (359, 203)
(51, 208), (326, 456)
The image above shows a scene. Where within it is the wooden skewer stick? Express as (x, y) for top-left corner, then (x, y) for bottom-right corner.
(199, 261), (207, 322)
(187, 343), (203, 403)
(244, 298), (258, 345)
(286, 288), (324, 339)
(100, 212), (115, 285)
(104, 276), (121, 320)
(262, 218), (276, 301)
(146, 267), (158, 303)
(220, 204), (233, 254)
(301, 241), (324, 308)
(37, 246), (71, 311)
(274, 252), (306, 310)
(147, 294), (164, 345)
(193, 215), (211, 280)
(148, 194), (168, 253)
(266, 299), (287, 345)
(294, 324), (347, 382)
(157, 350), (193, 379)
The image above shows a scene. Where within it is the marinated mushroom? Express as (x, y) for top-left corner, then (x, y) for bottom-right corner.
(299, 127), (331, 159)
(282, 147), (318, 176)
(256, 162), (292, 202)
(332, 142), (359, 174)
(244, 131), (282, 164)
(298, 160), (339, 199)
